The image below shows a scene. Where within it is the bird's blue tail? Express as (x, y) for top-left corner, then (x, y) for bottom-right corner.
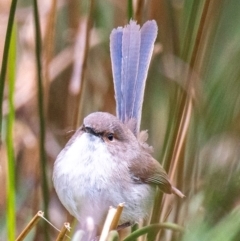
(110, 20), (158, 134)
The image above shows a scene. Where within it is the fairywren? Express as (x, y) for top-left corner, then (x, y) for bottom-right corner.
(53, 20), (184, 237)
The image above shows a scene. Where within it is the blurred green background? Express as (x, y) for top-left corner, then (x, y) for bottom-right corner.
(1, 0), (240, 240)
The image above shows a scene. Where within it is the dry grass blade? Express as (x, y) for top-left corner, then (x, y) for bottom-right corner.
(169, 0), (211, 188)
(169, 97), (192, 181)
(15, 211), (44, 241)
(71, 0), (95, 128)
(100, 203), (124, 241)
(134, 0), (144, 24)
(99, 207), (117, 241)
(55, 222), (71, 241)
(43, 0), (57, 114)
(168, 0), (211, 180)
(109, 203), (125, 230)
(158, 1), (211, 237)
(170, 0), (210, 179)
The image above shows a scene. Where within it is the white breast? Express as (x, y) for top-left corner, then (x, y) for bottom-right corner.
(53, 133), (155, 227)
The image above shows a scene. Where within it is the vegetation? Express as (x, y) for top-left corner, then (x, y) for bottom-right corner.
(1, 0), (240, 240)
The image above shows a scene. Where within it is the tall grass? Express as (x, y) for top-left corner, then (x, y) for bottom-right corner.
(0, 0), (240, 240)
(6, 22), (16, 241)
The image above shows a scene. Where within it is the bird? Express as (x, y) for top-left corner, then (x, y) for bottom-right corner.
(53, 20), (184, 238)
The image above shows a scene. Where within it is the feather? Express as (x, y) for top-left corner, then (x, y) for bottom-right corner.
(110, 20), (158, 134)
(133, 20), (158, 130)
(121, 20), (141, 124)
(110, 27), (123, 119)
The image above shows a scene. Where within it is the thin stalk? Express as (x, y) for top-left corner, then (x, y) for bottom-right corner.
(160, 0), (211, 226)
(15, 211), (44, 241)
(169, 97), (193, 181)
(128, 0), (133, 21)
(0, 0), (18, 142)
(180, 1), (202, 62)
(43, 0), (57, 115)
(72, 0), (94, 128)
(106, 231), (119, 241)
(134, 0), (144, 24)
(168, 0), (211, 177)
(33, 0), (49, 239)
(6, 22), (16, 241)
(123, 223), (184, 241)
(189, 0), (211, 69)
(55, 222), (71, 241)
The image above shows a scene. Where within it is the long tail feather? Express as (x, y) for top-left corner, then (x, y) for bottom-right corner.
(133, 21), (158, 130)
(110, 27), (123, 119)
(121, 21), (141, 124)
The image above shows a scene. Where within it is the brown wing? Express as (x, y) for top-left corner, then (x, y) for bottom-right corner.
(129, 152), (172, 194)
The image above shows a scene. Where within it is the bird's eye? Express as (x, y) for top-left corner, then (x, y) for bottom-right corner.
(107, 133), (114, 141)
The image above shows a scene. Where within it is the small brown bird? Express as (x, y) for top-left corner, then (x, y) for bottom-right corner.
(53, 20), (184, 238)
